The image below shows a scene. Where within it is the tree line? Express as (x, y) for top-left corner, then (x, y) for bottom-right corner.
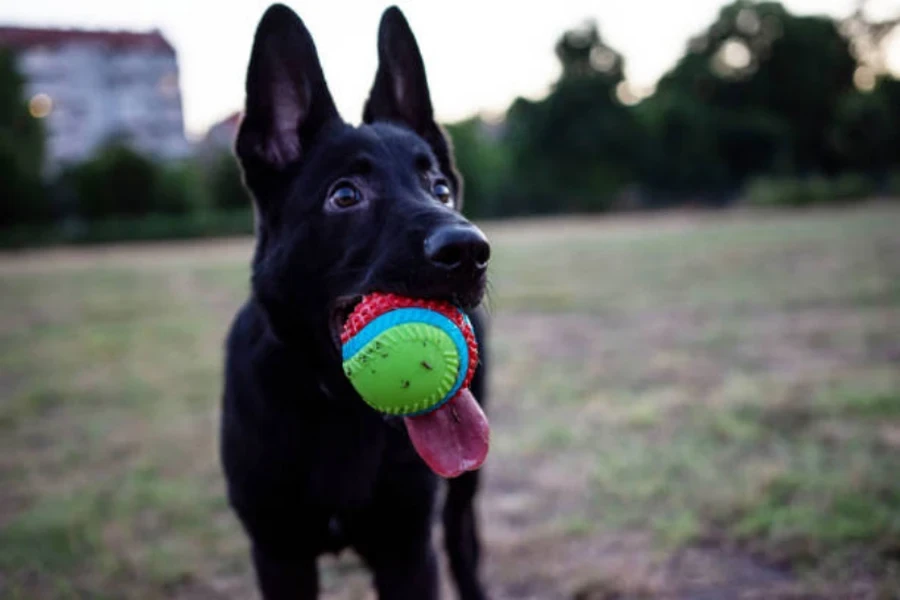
(449, 0), (900, 217)
(1, 0), (898, 246)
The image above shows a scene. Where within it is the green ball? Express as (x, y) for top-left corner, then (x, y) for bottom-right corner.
(341, 310), (468, 416)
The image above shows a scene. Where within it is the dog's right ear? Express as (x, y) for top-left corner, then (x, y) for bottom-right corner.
(236, 4), (338, 194)
(363, 7), (462, 205)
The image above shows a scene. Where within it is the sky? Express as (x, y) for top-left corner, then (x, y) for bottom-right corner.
(2, 0), (899, 139)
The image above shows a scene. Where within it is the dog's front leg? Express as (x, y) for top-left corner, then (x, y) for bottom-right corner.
(444, 469), (488, 600)
(364, 539), (439, 600)
(354, 463), (441, 600)
(251, 543), (319, 600)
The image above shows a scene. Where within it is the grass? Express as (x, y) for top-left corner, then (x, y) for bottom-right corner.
(1, 202), (899, 598)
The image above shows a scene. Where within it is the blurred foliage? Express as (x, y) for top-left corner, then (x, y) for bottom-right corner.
(450, 0), (900, 216)
(158, 161), (211, 215)
(743, 172), (877, 207)
(0, 49), (50, 227)
(830, 171), (878, 200)
(208, 151), (249, 211)
(2, 0), (900, 241)
(830, 83), (897, 175)
(444, 118), (511, 219)
(658, 2), (856, 175)
(62, 144), (163, 219)
(59, 145), (243, 220)
(889, 170), (900, 196)
(744, 176), (828, 207)
(504, 21), (642, 214)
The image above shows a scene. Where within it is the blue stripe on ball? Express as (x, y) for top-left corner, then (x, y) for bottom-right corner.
(342, 307), (469, 409)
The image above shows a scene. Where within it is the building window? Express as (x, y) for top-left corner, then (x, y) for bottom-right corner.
(29, 93), (53, 118)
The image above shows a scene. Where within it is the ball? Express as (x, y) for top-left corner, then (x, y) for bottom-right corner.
(341, 293), (478, 417)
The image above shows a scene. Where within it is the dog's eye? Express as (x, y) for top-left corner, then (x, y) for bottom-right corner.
(433, 182), (453, 206)
(329, 183), (362, 209)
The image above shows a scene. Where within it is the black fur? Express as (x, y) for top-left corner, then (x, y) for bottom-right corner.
(221, 5), (491, 599)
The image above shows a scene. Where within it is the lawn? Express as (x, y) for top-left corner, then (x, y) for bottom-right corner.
(1, 203), (899, 599)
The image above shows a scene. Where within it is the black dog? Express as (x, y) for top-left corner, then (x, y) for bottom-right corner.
(220, 4), (491, 599)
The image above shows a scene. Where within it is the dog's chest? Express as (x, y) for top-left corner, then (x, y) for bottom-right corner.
(303, 416), (385, 508)
(289, 401), (419, 513)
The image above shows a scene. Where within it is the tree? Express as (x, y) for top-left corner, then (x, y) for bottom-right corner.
(830, 85), (897, 175)
(504, 21), (643, 214)
(208, 151), (249, 211)
(444, 117), (510, 219)
(656, 1), (856, 179)
(871, 77), (900, 170)
(633, 92), (728, 199)
(63, 144), (162, 219)
(0, 49), (49, 227)
(158, 160), (210, 215)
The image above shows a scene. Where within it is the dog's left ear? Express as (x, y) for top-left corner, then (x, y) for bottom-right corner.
(363, 6), (461, 200)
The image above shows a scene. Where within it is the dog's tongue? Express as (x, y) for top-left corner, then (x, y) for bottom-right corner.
(403, 388), (489, 479)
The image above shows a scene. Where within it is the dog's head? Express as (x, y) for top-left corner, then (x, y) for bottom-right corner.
(236, 4), (490, 358)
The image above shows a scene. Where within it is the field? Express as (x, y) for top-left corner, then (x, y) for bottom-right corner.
(1, 203), (899, 599)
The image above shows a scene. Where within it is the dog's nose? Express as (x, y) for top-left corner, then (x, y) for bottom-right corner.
(424, 224), (491, 272)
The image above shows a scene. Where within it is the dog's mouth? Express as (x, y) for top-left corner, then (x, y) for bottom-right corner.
(329, 295), (363, 351)
(328, 286), (486, 351)
(328, 291), (490, 479)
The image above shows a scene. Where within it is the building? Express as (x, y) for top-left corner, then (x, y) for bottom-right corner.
(204, 111), (242, 151)
(0, 26), (191, 169)
(195, 110), (241, 163)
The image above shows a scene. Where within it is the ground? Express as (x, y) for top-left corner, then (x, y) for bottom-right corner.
(1, 203), (898, 599)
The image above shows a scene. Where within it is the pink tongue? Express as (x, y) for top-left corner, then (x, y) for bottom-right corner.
(403, 388), (490, 479)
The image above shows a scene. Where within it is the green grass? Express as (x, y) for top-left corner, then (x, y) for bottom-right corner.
(1, 203), (899, 597)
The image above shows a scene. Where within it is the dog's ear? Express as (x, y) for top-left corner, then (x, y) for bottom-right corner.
(236, 4), (338, 186)
(363, 6), (435, 135)
(363, 7), (461, 200)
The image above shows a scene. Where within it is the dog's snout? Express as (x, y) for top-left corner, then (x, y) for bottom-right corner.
(424, 225), (491, 271)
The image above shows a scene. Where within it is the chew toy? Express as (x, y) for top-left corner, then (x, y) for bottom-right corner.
(341, 292), (478, 417)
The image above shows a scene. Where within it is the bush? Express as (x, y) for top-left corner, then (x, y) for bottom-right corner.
(0, 137), (49, 226)
(830, 173), (876, 201)
(208, 152), (249, 211)
(157, 161), (210, 215)
(61, 145), (211, 219)
(887, 171), (900, 197)
(830, 89), (896, 175)
(743, 176), (820, 207)
(743, 173), (877, 207)
(64, 144), (162, 219)
(0, 49), (51, 227)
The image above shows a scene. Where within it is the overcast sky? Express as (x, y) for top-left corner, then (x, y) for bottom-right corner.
(2, 0), (898, 139)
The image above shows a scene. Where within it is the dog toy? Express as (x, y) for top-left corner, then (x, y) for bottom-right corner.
(341, 292), (478, 417)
